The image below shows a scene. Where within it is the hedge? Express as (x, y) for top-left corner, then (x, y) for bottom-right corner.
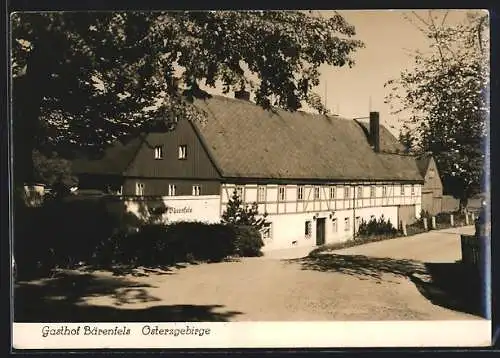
(14, 197), (265, 279)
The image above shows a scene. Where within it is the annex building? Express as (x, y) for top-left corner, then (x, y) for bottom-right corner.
(73, 93), (425, 251)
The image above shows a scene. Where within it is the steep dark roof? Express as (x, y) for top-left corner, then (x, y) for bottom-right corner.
(192, 95), (423, 182)
(72, 136), (143, 175)
(72, 95), (424, 183)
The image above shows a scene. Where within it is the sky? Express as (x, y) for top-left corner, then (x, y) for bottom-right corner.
(199, 9), (487, 136)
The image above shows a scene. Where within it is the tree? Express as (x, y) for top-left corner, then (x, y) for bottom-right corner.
(385, 10), (488, 211)
(11, 11), (364, 185)
(398, 124), (416, 154)
(221, 190), (268, 230)
(32, 150), (78, 192)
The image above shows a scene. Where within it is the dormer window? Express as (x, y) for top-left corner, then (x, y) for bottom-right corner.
(154, 145), (163, 159)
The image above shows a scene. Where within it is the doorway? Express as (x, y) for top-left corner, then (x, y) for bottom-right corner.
(316, 218), (326, 246)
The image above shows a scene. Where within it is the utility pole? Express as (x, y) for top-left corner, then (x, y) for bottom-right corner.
(324, 81), (328, 110)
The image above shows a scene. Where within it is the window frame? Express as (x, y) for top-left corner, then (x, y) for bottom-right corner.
(261, 222), (272, 240)
(135, 182), (145, 196)
(305, 220), (312, 238)
(344, 217), (350, 231)
(257, 185), (266, 203)
(178, 145), (187, 160)
(235, 186), (244, 200)
(314, 186), (320, 200)
(297, 185), (304, 201)
(357, 186), (363, 199)
(329, 186), (336, 199)
(154, 145), (164, 160)
(192, 184), (201, 196)
(278, 186), (286, 201)
(344, 187), (350, 199)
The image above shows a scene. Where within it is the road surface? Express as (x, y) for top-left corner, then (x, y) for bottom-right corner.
(15, 226), (482, 322)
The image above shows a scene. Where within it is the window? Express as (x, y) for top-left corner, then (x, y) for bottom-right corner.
(135, 182), (145, 196)
(235, 186), (244, 199)
(261, 223), (272, 240)
(297, 186), (304, 200)
(370, 186), (376, 197)
(168, 184), (176, 196)
(382, 186), (388, 197)
(344, 217), (350, 231)
(401, 185), (405, 196)
(258, 186), (266, 202)
(305, 221), (312, 238)
(314, 186), (320, 199)
(329, 186), (336, 199)
(355, 216), (361, 230)
(344, 187), (350, 199)
(357, 186), (363, 198)
(154, 145), (163, 159)
(278, 186), (286, 201)
(178, 145), (187, 159)
(332, 218), (338, 233)
(192, 185), (201, 196)
(411, 184), (415, 196)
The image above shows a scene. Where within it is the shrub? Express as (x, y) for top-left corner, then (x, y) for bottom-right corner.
(357, 214), (398, 238)
(14, 195), (129, 278)
(221, 190), (268, 230)
(406, 222), (427, 236)
(95, 221), (238, 267)
(234, 225), (264, 257)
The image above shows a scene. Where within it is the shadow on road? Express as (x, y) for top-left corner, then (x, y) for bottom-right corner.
(290, 253), (483, 318)
(289, 253), (426, 282)
(14, 270), (242, 322)
(410, 262), (482, 317)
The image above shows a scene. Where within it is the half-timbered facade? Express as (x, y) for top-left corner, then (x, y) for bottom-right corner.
(72, 93), (425, 251)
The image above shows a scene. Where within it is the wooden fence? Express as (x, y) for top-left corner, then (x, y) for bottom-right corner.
(461, 235), (480, 265)
(461, 234), (488, 270)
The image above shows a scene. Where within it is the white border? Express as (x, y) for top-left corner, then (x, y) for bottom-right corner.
(13, 321), (491, 349)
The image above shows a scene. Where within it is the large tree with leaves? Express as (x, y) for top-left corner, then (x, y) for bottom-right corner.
(385, 11), (488, 210)
(11, 11), (364, 186)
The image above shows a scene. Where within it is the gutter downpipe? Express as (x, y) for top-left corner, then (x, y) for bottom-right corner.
(353, 184), (357, 239)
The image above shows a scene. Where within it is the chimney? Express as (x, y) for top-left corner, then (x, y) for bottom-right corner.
(235, 89), (251, 101)
(369, 111), (380, 153)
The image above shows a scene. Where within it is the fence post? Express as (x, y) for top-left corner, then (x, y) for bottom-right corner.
(465, 213), (470, 225)
(450, 214), (454, 227)
(431, 216), (436, 229)
(423, 217), (428, 231)
(471, 212), (475, 222)
(402, 221), (407, 236)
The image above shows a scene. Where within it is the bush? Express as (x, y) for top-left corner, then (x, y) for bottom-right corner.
(94, 221), (237, 267)
(357, 215), (398, 238)
(15, 191), (263, 278)
(234, 225), (264, 257)
(15, 196), (127, 276)
(406, 222), (428, 236)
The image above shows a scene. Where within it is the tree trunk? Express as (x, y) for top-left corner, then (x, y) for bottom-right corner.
(13, 38), (52, 188)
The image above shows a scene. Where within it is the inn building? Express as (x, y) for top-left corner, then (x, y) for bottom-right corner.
(73, 93), (425, 251)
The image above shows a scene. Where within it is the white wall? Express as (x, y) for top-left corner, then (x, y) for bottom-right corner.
(260, 205), (400, 252)
(124, 195), (221, 224)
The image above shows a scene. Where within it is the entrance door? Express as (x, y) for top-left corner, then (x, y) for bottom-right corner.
(316, 218), (326, 246)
